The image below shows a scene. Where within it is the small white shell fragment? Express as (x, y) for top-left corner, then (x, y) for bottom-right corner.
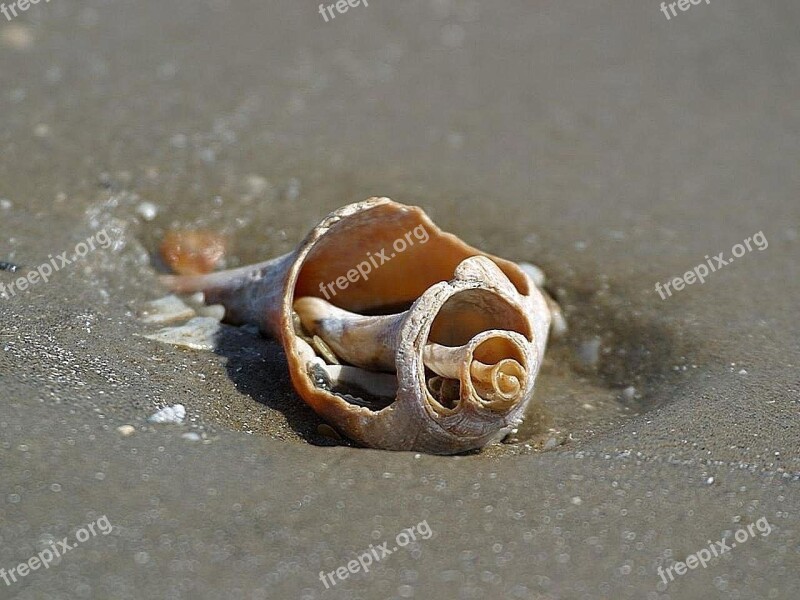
(136, 201), (159, 221)
(517, 262), (546, 288)
(116, 424), (136, 436)
(545, 296), (568, 338)
(181, 432), (201, 441)
(142, 316), (221, 350)
(1, 24), (34, 50)
(140, 294), (196, 324)
(550, 312), (568, 337)
(188, 292), (205, 305)
(148, 404), (186, 425)
(196, 304), (226, 321)
(245, 174), (270, 196)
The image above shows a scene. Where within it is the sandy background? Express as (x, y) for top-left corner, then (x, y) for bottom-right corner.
(0, 0), (798, 598)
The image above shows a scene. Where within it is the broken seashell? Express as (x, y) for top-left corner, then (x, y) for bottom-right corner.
(139, 294), (196, 324)
(148, 404), (186, 425)
(142, 316), (222, 351)
(160, 198), (558, 454)
(160, 229), (227, 275)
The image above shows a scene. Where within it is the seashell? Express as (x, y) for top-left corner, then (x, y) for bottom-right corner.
(160, 198), (558, 454)
(139, 294), (196, 324)
(160, 229), (227, 275)
(147, 404), (186, 425)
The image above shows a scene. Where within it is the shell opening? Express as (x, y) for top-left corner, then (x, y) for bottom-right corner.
(427, 288), (532, 346)
(293, 268), (536, 419)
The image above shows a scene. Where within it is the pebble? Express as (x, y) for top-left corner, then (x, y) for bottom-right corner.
(117, 425), (136, 436)
(245, 175), (270, 196)
(621, 386), (637, 402)
(187, 292), (206, 305)
(548, 300), (568, 338)
(33, 124), (50, 138)
(1, 24), (34, 50)
(136, 201), (159, 221)
(160, 229), (226, 275)
(147, 404), (186, 425)
(181, 432), (201, 441)
(577, 339), (601, 367)
(518, 262), (546, 288)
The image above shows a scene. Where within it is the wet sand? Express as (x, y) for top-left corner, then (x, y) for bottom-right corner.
(1, 1), (798, 598)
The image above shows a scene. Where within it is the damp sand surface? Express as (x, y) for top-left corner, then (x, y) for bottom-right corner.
(1, 1), (799, 598)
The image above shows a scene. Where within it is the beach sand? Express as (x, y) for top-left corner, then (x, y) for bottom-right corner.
(1, 1), (798, 597)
